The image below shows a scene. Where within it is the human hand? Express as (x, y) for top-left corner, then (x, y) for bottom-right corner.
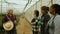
(14, 20), (17, 25)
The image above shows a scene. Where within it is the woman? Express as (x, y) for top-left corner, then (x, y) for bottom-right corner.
(40, 6), (50, 34)
(3, 9), (17, 34)
(48, 4), (60, 34)
(31, 10), (39, 34)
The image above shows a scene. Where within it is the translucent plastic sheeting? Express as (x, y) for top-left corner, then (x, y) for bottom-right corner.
(1, 0), (28, 13)
(24, 2), (36, 11)
(6, 0), (28, 5)
(24, 1), (41, 22)
(42, 0), (51, 6)
(0, 0), (39, 14)
(53, 0), (60, 5)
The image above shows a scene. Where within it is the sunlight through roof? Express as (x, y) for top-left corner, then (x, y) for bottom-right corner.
(0, 0), (39, 14)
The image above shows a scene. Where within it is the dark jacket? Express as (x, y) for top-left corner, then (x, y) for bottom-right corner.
(3, 14), (16, 25)
(41, 14), (50, 34)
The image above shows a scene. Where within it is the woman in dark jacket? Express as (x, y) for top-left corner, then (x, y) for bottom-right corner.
(40, 6), (50, 34)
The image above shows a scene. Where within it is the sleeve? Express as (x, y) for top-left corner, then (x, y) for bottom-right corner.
(31, 18), (35, 23)
(31, 18), (36, 25)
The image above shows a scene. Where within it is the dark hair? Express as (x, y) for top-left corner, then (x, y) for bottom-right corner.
(41, 6), (49, 13)
(34, 10), (39, 17)
(51, 4), (60, 15)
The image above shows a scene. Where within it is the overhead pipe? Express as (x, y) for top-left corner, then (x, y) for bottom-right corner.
(23, 0), (40, 18)
(22, 0), (32, 23)
(29, 0), (32, 4)
(23, 0), (40, 11)
(23, 0), (40, 16)
(24, 0), (40, 12)
(23, 0), (32, 11)
(33, 0), (40, 10)
(23, 3), (28, 11)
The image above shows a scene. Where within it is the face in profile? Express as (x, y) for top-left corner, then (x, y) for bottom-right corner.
(41, 9), (45, 14)
(49, 6), (55, 15)
(34, 10), (39, 17)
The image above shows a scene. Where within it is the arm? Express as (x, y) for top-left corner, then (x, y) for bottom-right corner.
(31, 18), (36, 24)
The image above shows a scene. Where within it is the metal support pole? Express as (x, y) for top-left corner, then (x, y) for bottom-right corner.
(1, 0), (2, 25)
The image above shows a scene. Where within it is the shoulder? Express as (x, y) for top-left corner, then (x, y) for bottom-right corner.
(54, 15), (60, 21)
(43, 14), (50, 19)
(55, 15), (60, 19)
(45, 14), (50, 17)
